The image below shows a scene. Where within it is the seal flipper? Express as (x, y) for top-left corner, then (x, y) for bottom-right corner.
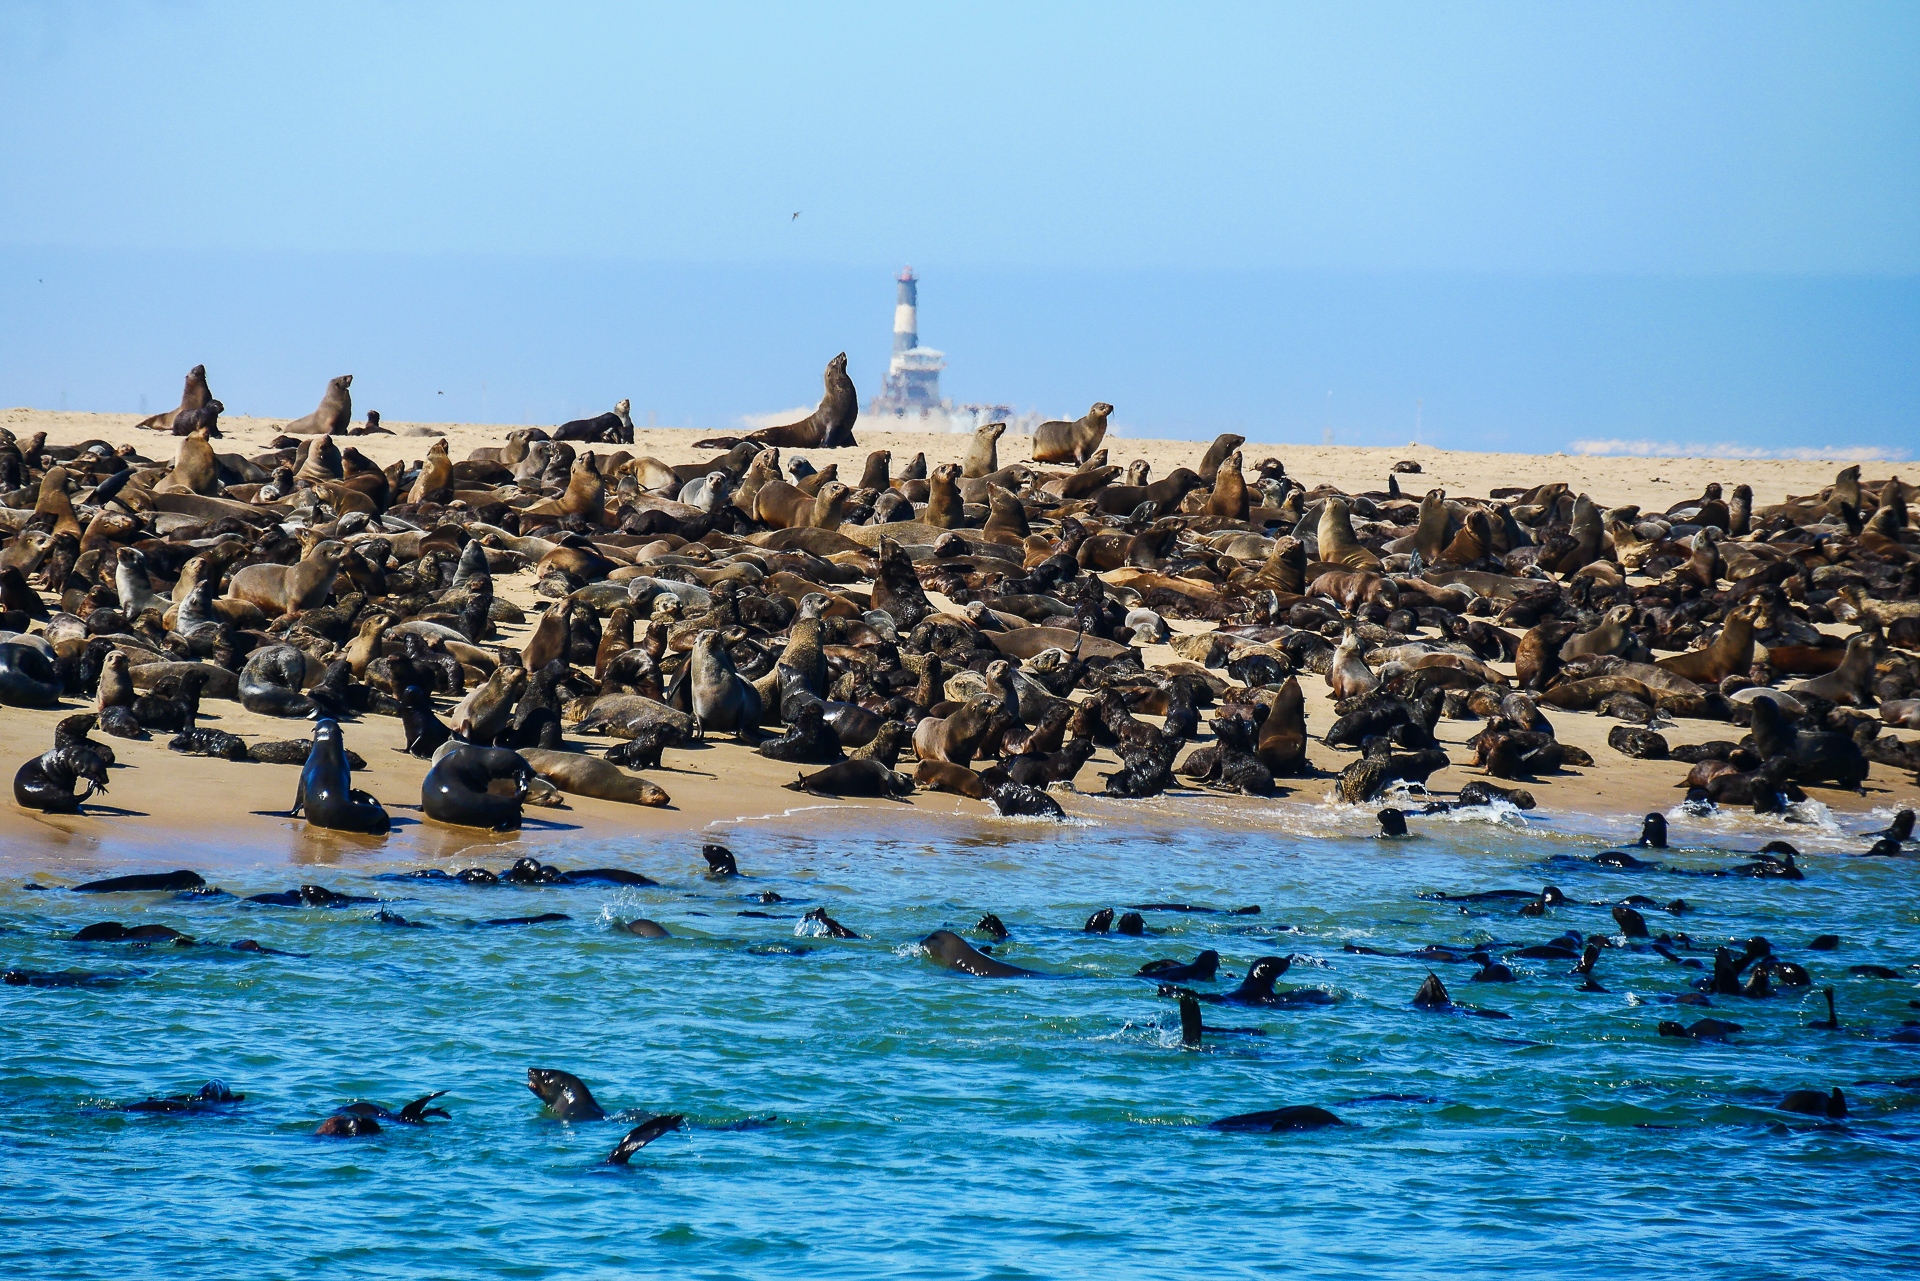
(606, 1114), (685, 1165)
(398, 1090), (452, 1124)
(1178, 991), (1203, 1048)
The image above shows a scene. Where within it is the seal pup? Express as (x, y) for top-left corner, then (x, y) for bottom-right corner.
(921, 929), (1054, 978)
(1032, 402), (1112, 465)
(526, 1067), (607, 1121)
(283, 374), (354, 435)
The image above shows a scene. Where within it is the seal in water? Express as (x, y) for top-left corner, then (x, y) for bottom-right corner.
(921, 928), (1053, 978)
(526, 1067), (608, 1121)
(14, 745), (110, 813)
(1778, 1087), (1847, 1119)
(292, 718), (390, 835)
(119, 1080), (245, 1113)
(606, 1115), (686, 1164)
(422, 745), (533, 830)
(72, 870), (206, 893)
(315, 1115), (381, 1137)
(1136, 950), (1221, 983)
(1208, 1106), (1345, 1132)
(702, 844), (739, 876)
(1634, 813), (1668, 849)
(332, 1091), (451, 1125)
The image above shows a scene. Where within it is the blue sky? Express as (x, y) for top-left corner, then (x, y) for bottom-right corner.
(1, 2), (1915, 454)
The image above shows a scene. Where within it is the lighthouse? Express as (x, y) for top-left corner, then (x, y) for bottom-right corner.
(869, 266), (947, 418)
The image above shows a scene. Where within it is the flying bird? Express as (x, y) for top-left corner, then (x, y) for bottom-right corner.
(791, 212), (800, 221)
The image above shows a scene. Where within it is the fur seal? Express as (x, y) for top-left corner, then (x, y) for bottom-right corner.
(135, 364), (211, 433)
(14, 745), (110, 813)
(921, 929), (1053, 978)
(912, 698), (997, 767)
(283, 375), (354, 435)
(687, 631), (761, 738)
(525, 1067), (606, 1121)
(1032, 402), (1112, 465)
(238, 644), (322, 716)
(700, 354), (857, 449)
(0, 641), (63, 706)
(782, 758), (914, 798)
(1208, 1106), (1345, 1132)
(291, 719), (390, 835)
(227, 540), (345, 617)
(517, 749), (670, 807)
(962, 422), (1006, 478)
(422, 745), (533, 830)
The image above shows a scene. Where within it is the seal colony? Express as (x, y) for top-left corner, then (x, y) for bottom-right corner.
(1, 364), (1915, 841)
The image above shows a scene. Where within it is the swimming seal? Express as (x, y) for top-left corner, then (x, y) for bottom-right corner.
(332, 1091), (451, 1125)
(606, 1114), (685, 1164)
(1208, 1106), (1345, 1132)
(422, 745), (533, 830)
(921, 928), (1053, 978)
(0, 641), (63, 706)
(526, 1067), (608, 1121)
(292, 718), (390, 835)
(1032, 402), (1112, 465)
(14, 745), (109, 813)
(72, 870), (205, 893)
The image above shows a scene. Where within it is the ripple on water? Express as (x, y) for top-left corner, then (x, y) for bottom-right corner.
(1, 809), (1917, 1280)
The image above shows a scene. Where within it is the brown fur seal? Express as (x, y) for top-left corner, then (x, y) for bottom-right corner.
(1790, 633), (1876, 705)
(1258, 676), (1309, 774)
(1317, 498), (1381, 569)
(1206, 450), (1249, 519)
(913, 698), (997, 767)
(1326, 631), (1378, 701)
(227, 540), (345, 616)
(528, 458), (606, 523)
(1656, 604), (1756, 683)
(31, 467), (84, 539)
(284, 375), (354, 435)
(1197, 433), (1247, 484)
(409, 439), (452, 503)
(962, 422), (1006, 478)
(1561, 605), (1635, 659)
(518, 749), (669, 807)
(156, 429), (222, 497)
(914, 760), (989, 798)
(451, 666), (528, 742)
(923, 464), (965, 528)
(1032, 402), (1112, 465)
(96, 650), (135, 710)
(1385, 489), (1450, 560)
(701, 354), (857, 449)
(135, 364), (211, 432)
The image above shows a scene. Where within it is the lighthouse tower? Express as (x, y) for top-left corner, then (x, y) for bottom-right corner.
(869, 266), (947, 418)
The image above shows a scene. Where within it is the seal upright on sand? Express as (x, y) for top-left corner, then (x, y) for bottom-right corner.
(697, 354), (857, 449)
(282, 375), (354, 435)
(292, 718), (390, 835)
(1032, 402), (1112, 465)
(134, 364), (211, 433)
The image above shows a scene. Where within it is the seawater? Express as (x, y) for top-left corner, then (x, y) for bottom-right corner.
(2, 804), (1917, 1280)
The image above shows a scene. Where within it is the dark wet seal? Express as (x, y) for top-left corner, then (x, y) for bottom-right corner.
(1778, 1087), (1847, 1119)
(703, 844), (739, 877)
(527, 1067), (606, 1121)
(1126, 904), (1260, 915)
(1658, 1018), (1743, 1042)
(1411, 972), (1510, 1019)
(246, 884), (379, 908)
(1208, 1106), (1345, 1132)
(3, 968), (148, 988)
(477, 913), (571, 928)
(1175, 957), (1334, 1009)
(615, 919), (671, 938)
(374, 909), (430, 929)
(316, 1115), (382, 1138)
(118, 1080), (244, 1113)
(1634, 812), (1668, 849)
(804, 908), (860, 939)
(921, 929), (1054, 978)
(72, 871), (206, 893)
(1377, 808), (1409, 838)
(606, 1115), (686, 1165)
(1137, 950), (1220, 983)
(974, 913), (1009, 940)
(333, 1091), (451, 1125)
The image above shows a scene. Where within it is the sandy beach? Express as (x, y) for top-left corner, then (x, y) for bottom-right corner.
(4, 406), (1913, 878)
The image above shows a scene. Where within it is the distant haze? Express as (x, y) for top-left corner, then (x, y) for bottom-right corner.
(1, 2), (1913, 457)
